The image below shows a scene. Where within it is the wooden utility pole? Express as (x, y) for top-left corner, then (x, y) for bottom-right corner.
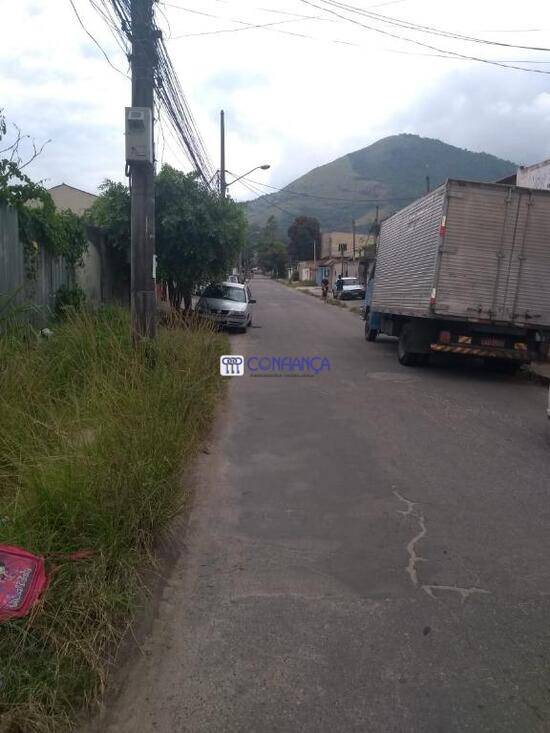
(352, 218), (356, 260)
(220, 109), (226, 198)
(130, 0), (156, 341)
(426, 175), (431, 194)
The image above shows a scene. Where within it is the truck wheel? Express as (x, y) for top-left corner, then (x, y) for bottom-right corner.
(398, 324), (419, 366)
(365, 321), (378, 342)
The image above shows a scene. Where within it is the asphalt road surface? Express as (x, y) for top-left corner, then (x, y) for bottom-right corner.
(101, 277), (550, 733)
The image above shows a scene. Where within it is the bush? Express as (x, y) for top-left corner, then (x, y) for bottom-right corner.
(0, 308), (226, 732)
(54, 284), (86, 319)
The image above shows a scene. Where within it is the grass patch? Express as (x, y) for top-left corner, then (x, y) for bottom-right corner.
(0, 308), (227, 733)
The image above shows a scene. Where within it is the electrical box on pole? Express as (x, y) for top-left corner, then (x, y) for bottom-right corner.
(125, 107), (153, 164)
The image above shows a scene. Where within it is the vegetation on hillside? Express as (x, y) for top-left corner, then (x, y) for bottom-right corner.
(244, 133), (517, 237)
(0, 309), (226, 733)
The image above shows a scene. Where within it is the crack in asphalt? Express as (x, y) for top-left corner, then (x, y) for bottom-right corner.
(394, 491), (426, 586)
(421, 584), (490, 602)
(393, 491), (490, 603)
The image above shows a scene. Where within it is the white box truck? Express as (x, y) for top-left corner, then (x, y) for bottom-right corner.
(365, 179), (550, 367)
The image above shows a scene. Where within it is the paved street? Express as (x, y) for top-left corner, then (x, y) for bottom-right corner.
(103, 276), (550, 733)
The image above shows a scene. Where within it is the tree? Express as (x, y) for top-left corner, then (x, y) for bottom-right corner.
(86, 180), (131, 290)
(287, 216), (321, 263)
(87, 165), (247, 311)
(256, 216), (287, 278)
(259, 215), (280, 248)
(155, 165), (246, 309)
(257, 242), (287, 279)
(86, 180), (131, 254)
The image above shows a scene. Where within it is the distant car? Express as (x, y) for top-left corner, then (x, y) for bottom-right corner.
(195, 281), (255, 333)
(332, 277), (365, 300)
(226, 274), (239, 283)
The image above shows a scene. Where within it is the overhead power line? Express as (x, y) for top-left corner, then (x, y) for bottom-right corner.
(300, 0), (550, 75)
(68, 0), (129, 76)
(161, 2), (355, 44)
(160, 0), (550, 66)
(79, 0), (216, 184)
(320, 0), (550, 53)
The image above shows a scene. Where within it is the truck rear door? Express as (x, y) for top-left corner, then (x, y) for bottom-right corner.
(505, 189), (550, 328)
(433, 181), (527, 324)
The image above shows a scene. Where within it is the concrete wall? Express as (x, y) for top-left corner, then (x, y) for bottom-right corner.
(76, 238), (102, 305)
(318, 260), (359, 288)
(0, 205), (25, 305)
(298, 260), (317, 282)
(0, 204), (122, 323)
(0, 204), (69, 324)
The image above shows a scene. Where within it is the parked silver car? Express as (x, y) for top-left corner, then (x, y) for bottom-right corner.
(196, 282), (255, 333)
(332, 277), (365, 300)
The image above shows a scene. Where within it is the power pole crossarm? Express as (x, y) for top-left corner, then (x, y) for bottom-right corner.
(130, 0), (156, 341)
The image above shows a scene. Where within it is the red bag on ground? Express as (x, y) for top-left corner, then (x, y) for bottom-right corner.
(0, 545), (48, 621)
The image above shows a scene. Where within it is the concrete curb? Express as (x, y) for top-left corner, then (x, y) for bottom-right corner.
(525, 363), (550, 386)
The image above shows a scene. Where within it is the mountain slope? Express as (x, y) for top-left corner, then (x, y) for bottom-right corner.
(244, 134), (517, 235)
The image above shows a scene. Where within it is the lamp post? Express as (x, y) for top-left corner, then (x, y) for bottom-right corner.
(224, 165), (270, 277)
(224, 164), (271, 194)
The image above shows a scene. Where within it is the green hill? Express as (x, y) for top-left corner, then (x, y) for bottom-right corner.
(244, 133), (517, 236)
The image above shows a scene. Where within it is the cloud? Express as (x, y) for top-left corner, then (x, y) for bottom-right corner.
(3, 0), (550, 199)
(391, 65), (550, 166)
(203, 70), (268, 95)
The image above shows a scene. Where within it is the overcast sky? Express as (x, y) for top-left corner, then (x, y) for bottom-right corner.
(2, 0), (550, 200)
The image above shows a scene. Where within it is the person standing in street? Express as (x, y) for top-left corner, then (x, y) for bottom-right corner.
(321, 276), (329, 302)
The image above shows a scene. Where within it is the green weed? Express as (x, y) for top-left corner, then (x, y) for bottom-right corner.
(0, 308), (226, 732)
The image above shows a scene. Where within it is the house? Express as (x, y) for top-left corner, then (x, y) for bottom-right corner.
(316, 258), (360, 288)
(497, 159), (550, 190)
(297, 260), (317, 283)
(320, 231), (369, 260)
(48, 183), (98, 216)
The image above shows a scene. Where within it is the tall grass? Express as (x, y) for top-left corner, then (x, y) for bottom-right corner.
(0, 308), (226, 733)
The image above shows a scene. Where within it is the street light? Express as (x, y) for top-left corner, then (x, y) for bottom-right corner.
(223, 165), (270, 277)
(225, 164), (271, 190)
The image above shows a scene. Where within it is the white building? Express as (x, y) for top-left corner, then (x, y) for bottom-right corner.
(516, 160), (550, 191)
